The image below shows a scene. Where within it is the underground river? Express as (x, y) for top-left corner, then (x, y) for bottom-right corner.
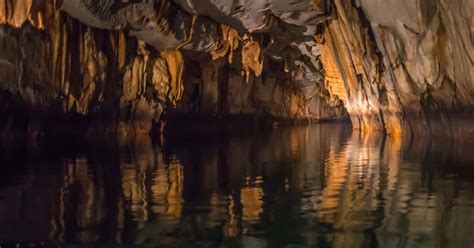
(0, 123), (473, 247)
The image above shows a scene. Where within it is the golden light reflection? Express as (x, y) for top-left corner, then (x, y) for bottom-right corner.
(239, 175), (265, 222)
(224, 194), (238, 238)
(2, 125), (465, 246)
(240, 186), (264, 222)
(164, 157), (184, 221)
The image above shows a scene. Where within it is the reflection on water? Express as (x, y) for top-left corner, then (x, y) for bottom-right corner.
(0, 124), (473, 247)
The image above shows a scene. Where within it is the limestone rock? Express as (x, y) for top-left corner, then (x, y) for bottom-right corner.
(0, 0), (472, 140)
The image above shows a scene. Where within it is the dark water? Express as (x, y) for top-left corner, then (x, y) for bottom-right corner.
(0, 123), (473, 247)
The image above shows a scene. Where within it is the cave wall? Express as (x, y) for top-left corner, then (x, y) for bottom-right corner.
(317, 0), (474, 140)
(173, 57), (346, 121)
(0, 3), (170, 140)
(1, 0), (473, 140)
(0, 0), (346, 141)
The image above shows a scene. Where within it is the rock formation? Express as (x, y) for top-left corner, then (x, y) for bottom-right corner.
(0, 0), (472, 141)
(320, 0), (474, 141)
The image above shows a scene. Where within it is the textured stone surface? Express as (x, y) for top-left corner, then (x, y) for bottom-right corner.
(319, 0), (474, 140)
(174, 58), (346, 120)
(0, 0), (472, 140)
(0, 0), (345, 141)
(0, 1), (180, 139)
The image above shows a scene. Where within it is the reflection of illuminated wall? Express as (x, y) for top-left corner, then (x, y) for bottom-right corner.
(50, 157), (107, 243)
(240, 186), (264, 222)
(10, 126), (469, 246)
(46, 141), (187, 244)
(164, 159), (184, 221)
(121, 153), (184, 227)
(315, 132), (390, 247)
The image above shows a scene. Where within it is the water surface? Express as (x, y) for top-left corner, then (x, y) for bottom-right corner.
(0, 123), (473, 247)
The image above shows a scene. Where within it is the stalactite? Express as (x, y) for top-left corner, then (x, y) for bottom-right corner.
(121, 41), (148, 104)
(241, 38), (263, 83)
(10, 0), (32, 27)
(161, 49), (184, 107)
(0, 0), (52, 28)
(0, 0), (346, 139)
(148, 58), (170, 103)
(2, 0), (469, 139)
(118, 31), (126, 69)
(176, 15), (197, 49)
(76, 28), (107, 114)
(210, 25), (241, 64)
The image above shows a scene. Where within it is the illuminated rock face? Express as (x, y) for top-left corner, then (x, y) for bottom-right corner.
(0, 6), (177, 139)
(317, 0), (474, 140)
(0, 0), (472, 140)
(0, 0), (345, 141)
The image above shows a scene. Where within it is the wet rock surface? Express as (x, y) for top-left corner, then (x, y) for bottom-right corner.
(0, 0), (472, 140)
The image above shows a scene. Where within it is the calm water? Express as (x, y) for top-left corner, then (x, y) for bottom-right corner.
(0, 123), (473, 247)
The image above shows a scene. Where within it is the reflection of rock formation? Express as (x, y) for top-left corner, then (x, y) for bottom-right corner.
(0, 125), (473, 245)
(300, 130), (474, 248)
(45, 138), (188, 244)
(240, 184), (264, 222)
(49, 157), (108, 243)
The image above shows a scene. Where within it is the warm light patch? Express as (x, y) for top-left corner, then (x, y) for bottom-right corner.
(241, 39), (263, 83)
(240, 186), (264, 221)
(210, 24), (241, 64)
(118, 31), (127, 69)
(161, 49), (184, 106)
(318, 33), (349, 104)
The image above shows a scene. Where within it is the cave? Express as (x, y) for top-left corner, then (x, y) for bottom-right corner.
(0, 0), (473, 247)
